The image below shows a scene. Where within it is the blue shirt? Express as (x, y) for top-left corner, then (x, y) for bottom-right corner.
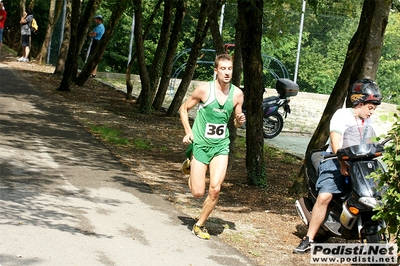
(92, 23), (105, 41)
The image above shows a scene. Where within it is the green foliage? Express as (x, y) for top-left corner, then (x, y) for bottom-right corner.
(377, 12), (400, 105)
(93, 1), (165, 73)
(102, 12), (134, 73)
(377, 58), (400, 104)
(307, 0), (361, 16)
(393, 1), (400, 12)
(370, 111), (400, 249)
(296, 11), (359, 93)
(16, 0), (400, 103)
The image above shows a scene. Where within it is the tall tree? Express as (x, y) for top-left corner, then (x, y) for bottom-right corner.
(125, 0), (163, 101)
(76, 0), (102, 65)
(133, 0), (152, 113)
(290, 0), (391, 193)
(166, 0), (210, 117)
(57, 0), (81, 92)
(152, 0), (186, 110)
(238, 0), (266, 186)
(57, 0), (102, 90)
(75, 1), (128, 86)
(208, 0), (225, 55)
(228, 18), (243, 169)
(138, 0), (174, 106)
(35, 0), (63, 63)
(71, 0), (103, 81)
(18, 0), (28, 57)
(231, 21), (242, 88)
(19, 0), (27, 17)
(54, 0), (72, 75)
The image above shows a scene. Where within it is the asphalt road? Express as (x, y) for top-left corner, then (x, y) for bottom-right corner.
(264, 134), (309, 158)
(0, 63), (255, 265)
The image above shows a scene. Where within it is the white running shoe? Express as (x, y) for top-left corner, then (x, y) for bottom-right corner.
(22, 57), (29, 62)
(17, 57), (25, 62)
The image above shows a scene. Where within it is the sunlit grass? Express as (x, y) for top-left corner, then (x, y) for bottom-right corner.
(88, 124), (130, 145)
(132, 138), (150, 149)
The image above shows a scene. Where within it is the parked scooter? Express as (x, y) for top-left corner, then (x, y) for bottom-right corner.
(241, 78), (299, 139)
(295, 125), (388, 244)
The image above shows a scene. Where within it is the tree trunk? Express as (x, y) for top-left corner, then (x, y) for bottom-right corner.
(238, 0), (266, 187)
(231, 20), (242, 88)
(165, 0), (210, 117)
(35, 0), (62, 63)
(139, 0), (173, 105)
(132, 0), (152, 113)
(152, 0), (185, 110)
(289, 0), (391, 194)
(228, 18), (243, 170)
(75, 3), (127, 86)
(346, 0), (390, 107)
(57, 0), (80, 92)
(20, 0), (26, 17)
(208, 0), (225, 55)
(125, 0), (163, 101)
(54, 0), (72, 75)
(125, 56), (136, 101)
(18, 0), (27, 57)
(71, 0), (102, 81)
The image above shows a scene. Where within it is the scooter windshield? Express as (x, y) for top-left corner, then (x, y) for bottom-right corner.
(341, 125), (376, 156)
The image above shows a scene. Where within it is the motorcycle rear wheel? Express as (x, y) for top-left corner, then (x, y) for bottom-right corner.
(263, 113), (284, 139)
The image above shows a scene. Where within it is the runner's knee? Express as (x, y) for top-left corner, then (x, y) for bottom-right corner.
(191, 187), (205, 198)
(208, 185), (221, 199)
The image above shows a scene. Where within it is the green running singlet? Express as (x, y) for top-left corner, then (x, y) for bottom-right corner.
(192, 81), (235, 148)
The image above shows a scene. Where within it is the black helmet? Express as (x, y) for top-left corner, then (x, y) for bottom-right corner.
(350, 79), (382, 106)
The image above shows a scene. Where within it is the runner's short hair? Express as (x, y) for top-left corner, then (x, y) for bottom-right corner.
(214, 54), (232, 68)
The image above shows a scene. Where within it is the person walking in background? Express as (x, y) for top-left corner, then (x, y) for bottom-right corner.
(88, 14), (105, 78)
(0, 1), (6, 53)
(179, 54), (246, 240)
(18, 7), (33, 62)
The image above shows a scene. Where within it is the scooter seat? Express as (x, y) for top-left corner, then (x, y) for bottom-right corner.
(309, 152), (348, 199)
(262, 96), (280, 109)
(311, 151), (325, 175)
(306, 148), (329, 187)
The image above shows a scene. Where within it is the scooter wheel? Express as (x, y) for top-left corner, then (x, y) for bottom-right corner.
(263, 113), (284, 139)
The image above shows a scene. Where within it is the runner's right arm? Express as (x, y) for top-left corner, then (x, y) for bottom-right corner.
(179, 84), (208, 144)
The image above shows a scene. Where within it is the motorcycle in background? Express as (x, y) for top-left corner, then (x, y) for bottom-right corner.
(241, 78), (299, 138)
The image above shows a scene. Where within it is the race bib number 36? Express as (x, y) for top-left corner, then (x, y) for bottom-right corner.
(205, 123), (227, 139)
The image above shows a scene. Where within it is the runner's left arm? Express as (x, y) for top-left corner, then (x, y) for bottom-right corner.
(233, 88), (246, 127)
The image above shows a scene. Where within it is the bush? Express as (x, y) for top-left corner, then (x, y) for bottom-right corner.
(371, 110), (400, 249)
